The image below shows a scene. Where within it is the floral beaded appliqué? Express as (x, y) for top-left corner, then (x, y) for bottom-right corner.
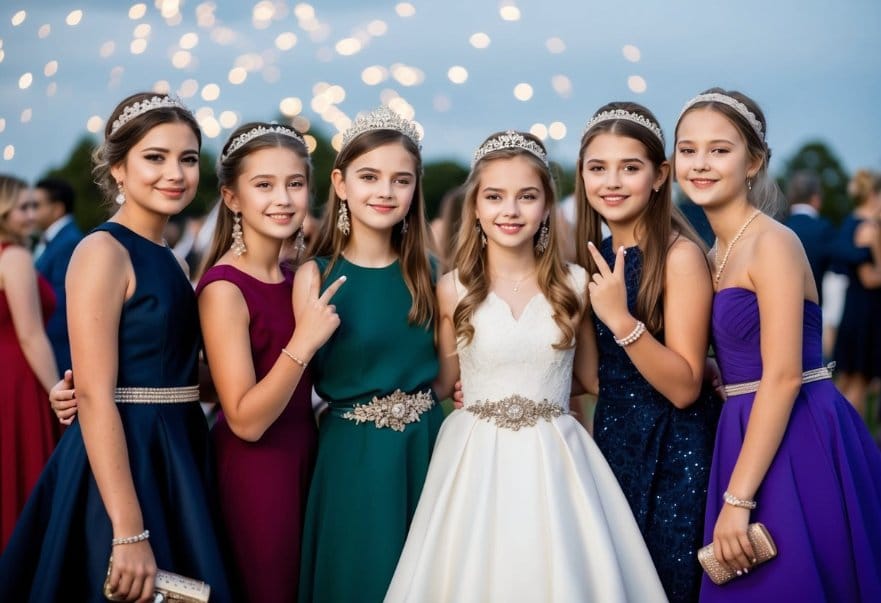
(342, 389), (434, 431)
(466, 395), (564, 430)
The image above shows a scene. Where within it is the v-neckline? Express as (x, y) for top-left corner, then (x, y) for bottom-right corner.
(488, 290), (543, 322)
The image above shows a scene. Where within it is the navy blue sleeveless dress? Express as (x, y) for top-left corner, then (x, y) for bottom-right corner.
(0, 222), (234, 602)
(592, 239), (721, 603)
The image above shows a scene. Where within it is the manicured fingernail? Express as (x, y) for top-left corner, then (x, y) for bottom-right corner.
(587, 241), (595, 248)
(752, 558), (757, 563)
(736, 570), (743, 576)
(744, 568), (749, 574)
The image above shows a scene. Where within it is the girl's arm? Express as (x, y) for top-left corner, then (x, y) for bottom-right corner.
(67, 233), (156, 602)
(712, 227), (808, 573)
(854, 221), (881, 288)
(1, 247), (59, 392)
(573, 284), (599, 396)
(199, 261), (343, 442)
(432, 272), (460, 401)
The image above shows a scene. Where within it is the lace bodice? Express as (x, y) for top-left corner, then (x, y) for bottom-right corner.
(456, 265), (587, 409)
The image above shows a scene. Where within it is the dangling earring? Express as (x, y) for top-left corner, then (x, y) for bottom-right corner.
(231, 212), (247, 257)
(294, 227), (306, 253)
(476, 223), (486, 248)
(400, 217), (409, 235)
(115, 182), (126, 205)
(747, 177), (753, 192)
(535, 218), (550, 254)
(337, 200), (351, 236)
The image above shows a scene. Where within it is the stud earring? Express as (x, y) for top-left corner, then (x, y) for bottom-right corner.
(294, 227), (306, 253)
(337, 201), (351, 236)
(115, 182), (126, 205)
(535, 218), (550, 254)
(231, 212), (247, 257)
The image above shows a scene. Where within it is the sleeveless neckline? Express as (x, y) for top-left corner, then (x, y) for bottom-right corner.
(209, 263), (289, 287)
(339, 255), (399, 271)
(104, 221), (168, 248)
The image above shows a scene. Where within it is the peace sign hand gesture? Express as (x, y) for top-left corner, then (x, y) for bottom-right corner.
(290, 274), (346, 359)
(586, 242), (633, 336)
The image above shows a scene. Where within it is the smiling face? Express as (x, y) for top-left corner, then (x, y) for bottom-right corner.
(110, 121), (200, 217)
(475, 154), (548, 251)
(332, 141), (417, 236)
(674, 107), (761, 209)
(1, 188), (37, 241)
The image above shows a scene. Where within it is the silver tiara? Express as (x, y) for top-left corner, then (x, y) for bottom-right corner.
(221, 125), (306, 161)
(583, 109), (664, 145)
(341, 106), (422, 150)
(679, 93), (764, 141)
(472, 130), (549, 167)
(110, 95), (191, 134)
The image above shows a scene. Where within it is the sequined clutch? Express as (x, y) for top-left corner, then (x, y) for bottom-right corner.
(698, 522), (777, 585)
(104, 559), (211, 602)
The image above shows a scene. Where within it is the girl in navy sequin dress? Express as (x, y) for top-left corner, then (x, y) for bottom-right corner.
(0, 93), (233, 602)
(574, 102), (721, 602)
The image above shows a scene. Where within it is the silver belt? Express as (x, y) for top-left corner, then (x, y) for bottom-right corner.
(466, 395), (565, 430)
(723, 366), (833, 397)
(115, 385), (201, 404)
(342, 389), (434, 431)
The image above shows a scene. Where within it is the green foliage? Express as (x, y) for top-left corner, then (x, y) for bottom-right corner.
(779, 141), (851, 225)
(423, 160), (469, 220)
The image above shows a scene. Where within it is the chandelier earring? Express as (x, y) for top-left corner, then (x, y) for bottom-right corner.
(115, 182), (126, 205)
(231, 212), (247, 257)
(747, 177), (753, 192)
(476, 222), (487, 248)
(535, 218), (550, 254)
(294, 227), (306, 254)
(337, 200), (351, 236)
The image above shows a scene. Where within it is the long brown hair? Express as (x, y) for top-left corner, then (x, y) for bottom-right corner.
(310, 129), (436, 326)
(198, 122), (312, 278)
(453, 131), (581, 349)
(575, 101), (707, 335)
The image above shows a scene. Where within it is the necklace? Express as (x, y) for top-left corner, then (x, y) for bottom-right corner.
(492, 270), (535, 293)
(713, 209), (761, 285)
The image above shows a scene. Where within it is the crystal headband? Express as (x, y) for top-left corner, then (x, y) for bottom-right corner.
(583, 109), (664, 145)
(341, 106), (422, 151)
(221, 125), (306, 161)
(472, 130), (549, 167)
(679, 93), (764, 141)
(110, 95), (191, 134)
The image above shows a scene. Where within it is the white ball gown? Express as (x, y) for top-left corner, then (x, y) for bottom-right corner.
(385, 266), (667, 603)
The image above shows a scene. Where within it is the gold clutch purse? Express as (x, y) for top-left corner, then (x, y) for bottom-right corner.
(104, 558), (211, 602)
(698, 522), (777, 585)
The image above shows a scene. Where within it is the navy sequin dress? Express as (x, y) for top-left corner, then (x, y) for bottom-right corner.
(0, 223), (234, 603)
(592, 239), (721, 603)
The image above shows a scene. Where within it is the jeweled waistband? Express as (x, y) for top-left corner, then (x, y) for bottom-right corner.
(115, 385), (201, 404)
(341, 389), (434, 431)
(466, 395), (565, 430)
(722, 365), (833, 398)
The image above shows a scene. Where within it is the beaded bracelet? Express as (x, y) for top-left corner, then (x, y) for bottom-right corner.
(112, 529), (150, 546)
(281, 348), (307, 368)
(613, 320), (646, 347)
(723, 491), (757, 510)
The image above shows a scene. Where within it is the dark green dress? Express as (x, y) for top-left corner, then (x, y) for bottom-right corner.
(298, 256), (442, 603)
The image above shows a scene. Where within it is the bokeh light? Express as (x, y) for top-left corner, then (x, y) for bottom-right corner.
(395, 3), (416, 17)
(514, 83), (534, 101)
(530, 123), (548, 140)
(129, 4), (147, 20)
(3, 146), (15, 161)
(622, 44), (641, 62)
(548, 121), (567, 140)
(628, 75), (647, 93)
(469, 32), (491, 49)
(66, 10), (84, 26)
(11, 11), (27, 27)
(447, 66), (468, 84)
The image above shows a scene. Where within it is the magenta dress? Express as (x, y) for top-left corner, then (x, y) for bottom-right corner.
(702, 288), (881, 602)
(196, 264), (318, 603)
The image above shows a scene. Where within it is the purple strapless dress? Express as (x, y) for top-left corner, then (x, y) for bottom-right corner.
(701, 288), (881, 602)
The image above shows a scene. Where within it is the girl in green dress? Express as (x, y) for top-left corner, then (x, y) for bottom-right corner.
(295, 107), (446, 603)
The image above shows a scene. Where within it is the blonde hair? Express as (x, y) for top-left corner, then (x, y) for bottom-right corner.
(453, 131), (581, 349)
(0, 174), (28, 242)
(847, 169), (880, 207)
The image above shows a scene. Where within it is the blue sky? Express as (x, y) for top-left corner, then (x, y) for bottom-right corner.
(1, 0), (880, 182)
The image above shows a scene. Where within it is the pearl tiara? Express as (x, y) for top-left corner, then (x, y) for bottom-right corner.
(110, 95), (191, 134)
(341, 106), (422, 151)
(583, 109), (664, 145)
(679, 93), (764, 141)
(472, 130), (549, 167)
(221, 125), (306, 161)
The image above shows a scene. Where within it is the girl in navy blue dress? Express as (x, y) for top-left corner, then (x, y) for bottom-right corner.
(0, 92), (233, 602)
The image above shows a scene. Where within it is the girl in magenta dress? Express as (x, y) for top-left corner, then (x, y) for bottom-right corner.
(675, 88), (881, 602)
(195, 122), (343, 602)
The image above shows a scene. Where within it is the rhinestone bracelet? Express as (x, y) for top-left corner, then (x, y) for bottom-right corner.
(112, 529), (150, 546)
(723, 491), (757, 510)
(281, 348), (307, 368)
(613, 320), (646, 347)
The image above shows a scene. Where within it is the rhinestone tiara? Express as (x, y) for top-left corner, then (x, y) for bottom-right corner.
(221, 125), (306, 161)
(341, 106), (422, 151)
(679, 92), (764, 141)
(110, 95), (191, 134)
(472, 130), (549, 167)
(583, 109), (664, 145)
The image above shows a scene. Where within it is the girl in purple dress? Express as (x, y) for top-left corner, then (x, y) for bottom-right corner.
(195, 123), (345, 602)
(674, 88), (881, 602)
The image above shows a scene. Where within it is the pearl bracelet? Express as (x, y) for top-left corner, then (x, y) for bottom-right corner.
(112, 529), (150, 546)
(281, 348), (307, 368)
(613, 320), (646, 347)
(723, 491), (757, 510)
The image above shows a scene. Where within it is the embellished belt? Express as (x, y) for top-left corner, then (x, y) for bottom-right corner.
(723, 365), (833, 397)
(341, 389), (434, 432)
(115, 385), (201, 404)
(466, 395), (565, 430)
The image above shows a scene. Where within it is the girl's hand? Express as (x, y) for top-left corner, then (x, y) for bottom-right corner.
(291, 275), (346, 356)
(452, 380), (464, 409)
(105, 540), (157, 603)
(705, 358), (726, 401)
(586, 243), (633, 335)
(50, 369), (77, 425)
(712, 503), (756, 575)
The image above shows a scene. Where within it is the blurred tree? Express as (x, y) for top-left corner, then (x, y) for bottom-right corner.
(423, 160), (469, 220)
(780, 141), (850, 225)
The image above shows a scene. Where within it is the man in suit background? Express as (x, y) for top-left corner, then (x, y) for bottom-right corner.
(32, 178), (82, 372)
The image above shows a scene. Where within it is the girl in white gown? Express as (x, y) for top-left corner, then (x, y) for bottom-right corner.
(385, 131), (666, 603)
